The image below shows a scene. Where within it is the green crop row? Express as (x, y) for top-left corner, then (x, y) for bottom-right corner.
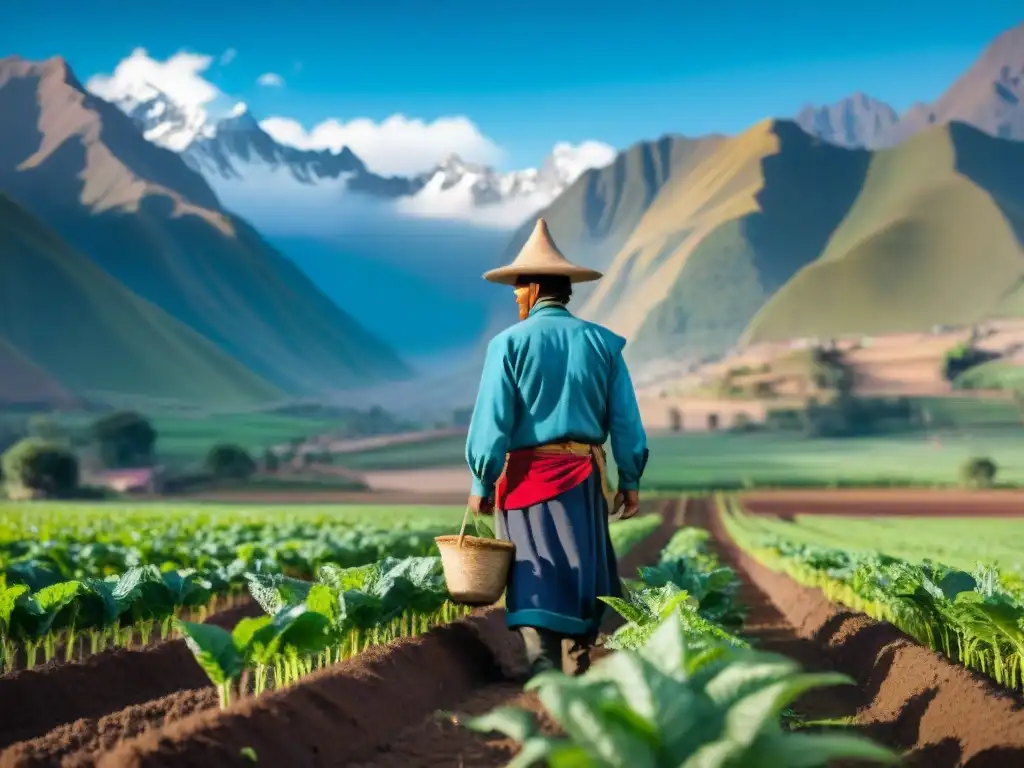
(0, 504), (661, 675)
(174, 512), (665, 705)
(459, 518), (898, 766)
(720, 494), (1024, 694)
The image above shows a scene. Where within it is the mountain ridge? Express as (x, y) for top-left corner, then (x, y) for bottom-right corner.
(0, 55), (413, 404)
(0, 191), (285, 407)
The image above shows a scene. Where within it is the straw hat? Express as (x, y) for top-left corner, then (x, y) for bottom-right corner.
(482, 218), (603, 285)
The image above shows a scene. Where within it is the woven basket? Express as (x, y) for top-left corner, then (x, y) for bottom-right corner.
(435, 508), (515, 606)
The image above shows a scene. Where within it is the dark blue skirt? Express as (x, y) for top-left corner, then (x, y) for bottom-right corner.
(494, 470), (622, 638)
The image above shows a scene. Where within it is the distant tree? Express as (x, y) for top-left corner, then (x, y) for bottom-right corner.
(92, 411), (157, 468)
(262, 448), (279, 473)
(206, 444), (257, 480)
(960, 456), (997, 489)
(942, 343), (994, 382)
(1, 438), (79, 496)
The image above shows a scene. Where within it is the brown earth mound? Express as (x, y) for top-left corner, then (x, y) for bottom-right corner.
(93, 611), (522, 767)
(0, 602), (260, 751)
(72, 500), (679, 768)
(703, 497), (1024, 767)
(742, 489), (1024, 518)
(350, 499), (686, 767)
(0, 688), (215, 768)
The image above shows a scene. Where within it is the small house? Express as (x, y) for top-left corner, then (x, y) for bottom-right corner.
(89, 466), (165, 495)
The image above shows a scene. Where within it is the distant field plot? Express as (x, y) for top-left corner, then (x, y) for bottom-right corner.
(0, 501), (466, 543)
(325, 427), (1024, 488)
(637, 428), (1024, 488)
(953, 362), (1024, 393)
(151, 413), (342, 464)
(908, 396), (1021, 428)
(729, 506), (1024, 583)
(331, 434), (466, 470)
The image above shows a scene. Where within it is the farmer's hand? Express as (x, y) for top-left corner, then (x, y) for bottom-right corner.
(468, 494), (494, 516)
(613, 490), (640, 520)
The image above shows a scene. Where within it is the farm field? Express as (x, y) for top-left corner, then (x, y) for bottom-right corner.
(327, 427), (1024, 488)
(2, 493), (1024, 765)
(738, 494), (1024, 581)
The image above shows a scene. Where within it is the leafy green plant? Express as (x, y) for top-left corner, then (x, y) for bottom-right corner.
(177, 554), (471, 705)
(463, 617), (897, 767)
(602, 526), (748, 652)
(721, 494), (1024, 694)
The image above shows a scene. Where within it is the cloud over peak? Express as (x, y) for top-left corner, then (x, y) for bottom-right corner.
(260, 114), (505, 176)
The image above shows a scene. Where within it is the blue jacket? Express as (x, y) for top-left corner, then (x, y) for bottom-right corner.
(466, 300), (649, 499)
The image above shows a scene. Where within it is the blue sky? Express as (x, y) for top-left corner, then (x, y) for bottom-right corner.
(3, 0), (1021, 169)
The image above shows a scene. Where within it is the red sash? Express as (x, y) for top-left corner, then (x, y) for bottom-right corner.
(494, 447), (594, 511)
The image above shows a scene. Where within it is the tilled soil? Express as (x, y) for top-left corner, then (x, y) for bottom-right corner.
(348, 498), (685, 768)
(742, 489), (1024, 518)
(0, 601), (261, 756)
(25, 494), (1024, 768)
(703, 497), (1024, 767)
(67, 499), (680, 768)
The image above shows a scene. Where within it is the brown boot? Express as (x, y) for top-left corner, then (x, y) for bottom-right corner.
(566, 639), (592, 677)
(519, 627), (565, 680)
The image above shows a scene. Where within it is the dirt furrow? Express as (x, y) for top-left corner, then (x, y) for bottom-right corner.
(71, 499), (680, 768)
(349, 498), (685, 768)
(0, 601), (262, 755)
(703, 496), (1024, 767)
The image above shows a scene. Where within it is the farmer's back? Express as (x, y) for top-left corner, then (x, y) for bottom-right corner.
(486, 302), (629, 449)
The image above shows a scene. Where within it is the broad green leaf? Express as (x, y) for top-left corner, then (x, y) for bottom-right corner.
(178, 620), (244, 685)
(463, 706), (538, 742)
(232, 616), (273, 650)
(0, 584), (29, 630)
(724, 672), (854, 747)
(703, 656), (802, 708)
(742, 731), (900, 767)
(305, 584), (339, 625)
(533, 675), (661, 767)
(636, 614), (689, 677)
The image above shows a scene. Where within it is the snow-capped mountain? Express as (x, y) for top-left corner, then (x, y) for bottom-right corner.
(92, 83), (615, 229)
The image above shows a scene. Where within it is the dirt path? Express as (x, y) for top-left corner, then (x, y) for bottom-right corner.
(350, 498), (686, 768)
(686, 499), (865, 726)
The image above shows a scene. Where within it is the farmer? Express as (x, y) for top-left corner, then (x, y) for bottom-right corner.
(465, 217), (649, 678)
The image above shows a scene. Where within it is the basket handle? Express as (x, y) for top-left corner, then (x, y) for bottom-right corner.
(457, 505), (473, 549)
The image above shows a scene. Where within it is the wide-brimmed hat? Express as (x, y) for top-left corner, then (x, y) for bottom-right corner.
(482, 218), (603, 285)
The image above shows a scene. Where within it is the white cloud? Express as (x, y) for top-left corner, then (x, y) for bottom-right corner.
(219, 48), (237, 66)
(260, 114), (504, 176)
(86, 47), (232, 117)
(256, 72), (285, 87)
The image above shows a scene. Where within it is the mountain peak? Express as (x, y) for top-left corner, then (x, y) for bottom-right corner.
(215, 103), (261, 133)
(794, 93), (899, 148)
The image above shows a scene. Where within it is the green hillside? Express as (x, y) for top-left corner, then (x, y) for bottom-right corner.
(0, 56), (411, 398)
(501, 118), (1024, 365)
(743, 123), (1024, 344)
(494, 134), (728, 310)
(625, 122), (871, 361)
(0, 192), (284, 407)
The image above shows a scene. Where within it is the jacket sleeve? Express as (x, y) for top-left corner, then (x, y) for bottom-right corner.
(607, 346), (649, 491)
(465, 336), (516, 499)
